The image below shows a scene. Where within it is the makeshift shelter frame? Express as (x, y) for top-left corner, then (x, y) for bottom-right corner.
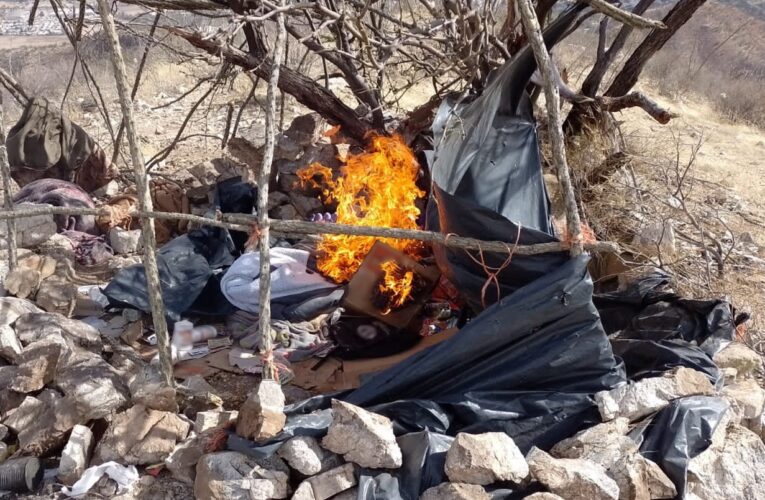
(0, 0), (629, 388)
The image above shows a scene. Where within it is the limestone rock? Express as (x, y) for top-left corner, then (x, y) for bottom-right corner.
(195, 410), (238, 434)
(445, 432), (529, 485)
(236, 380), (286, 441)
(0, 325), (22, 362)
(277, 435), (325, 475)
(0, 297), (42, 326)
(14, 312), (101, 352)
(109, 227), (143, 255)
(527, 447), (619, 500)
(195, 451), (289, 500)
(94, 405), (190, 465)
(3, 267), (42, 299)
(687, 422), (765, 499)
(608, 453), (675, 500)
(56, 352), (130, 419)
(292, 463), (356, 500)
(420, 482), (490, 500)
(9, 337), (65, 393)
(595, 367), (715, 421)
(35, 278), (77, 317)
(522, 494), (565, 500)
(551, 418), (637, 469)
(322, 399), (402, 469)
(714, 343), (762, 378)
(58, 424), (94, 486)
(631, 222), (676, 257)
(2, 394), (81, 456)
(723, 378), (765, 423)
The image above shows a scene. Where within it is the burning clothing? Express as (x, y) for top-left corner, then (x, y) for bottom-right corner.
(221, 248), (337, 314)
(6, 98), (116, 192)
(13, 179), (97, 234)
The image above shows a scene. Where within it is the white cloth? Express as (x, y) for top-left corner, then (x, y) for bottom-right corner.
(60, 462), (139, 497)
(221, 248), (336, 314)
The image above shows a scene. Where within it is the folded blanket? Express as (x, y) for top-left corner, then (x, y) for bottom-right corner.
(221, 248), (336, 314)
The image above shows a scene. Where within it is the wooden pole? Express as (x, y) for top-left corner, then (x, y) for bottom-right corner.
(96, 0), (174, 386)
(257, 0), (287, 382)
(518, 0), (584, 256)
(0, 93), (18, 270)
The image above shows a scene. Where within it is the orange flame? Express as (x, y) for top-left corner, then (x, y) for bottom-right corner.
(297, 134), (425, 285)
(379, 260), (416, 313)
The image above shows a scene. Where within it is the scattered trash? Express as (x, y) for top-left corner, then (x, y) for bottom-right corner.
(60, 462), (139, 497)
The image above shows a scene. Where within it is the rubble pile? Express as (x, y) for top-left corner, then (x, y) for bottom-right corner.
(0, 107), (763, 500)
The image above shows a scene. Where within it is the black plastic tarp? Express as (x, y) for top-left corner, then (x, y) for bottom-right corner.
(229, 255), (627, 498)
(424, 7), (583, 311)
(594, 273), (736, 386)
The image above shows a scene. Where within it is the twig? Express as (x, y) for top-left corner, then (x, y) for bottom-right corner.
(0, 67), (30, 106)
(0, 93), (17, 270)
(582, 0), (666, 29)
(96, 0), (174, 388)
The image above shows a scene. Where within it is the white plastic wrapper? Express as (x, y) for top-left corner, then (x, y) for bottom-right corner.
(60, 462), (139, 497)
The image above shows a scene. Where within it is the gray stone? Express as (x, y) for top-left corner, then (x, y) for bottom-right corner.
(0, 203), (57, 247)
(236, 380), (286, 441)
(195, 451), (289, 500)
(93, 405), (190, 465)
(420, 482), (490, 500)
(277, 435), (325, 475)
(109, 227), (143, 255)
(35, 277), (77, 317)
(14, 312), (102, 352)
(0, 297), (42, 326)
(0, 442), (7, 463)
(687, 422), (765, 499)
(445, 432), (529, 485)
(0, 325), (22, 362)
(128, 363), (178, 412)
(195, 410), (238, 434)
(527, 447), (619, 500)
(595, 367), (715, 422)
(608, 453), (675, 500)
(322, 399), (402, 469)
(522, 494), (565, 500)
(714, 343), (762, 378)
(292, 463), (356, 500)
(0, 423), (8, 441)
(551, 418), (638, 469)
(58, 424), (94, 486)
(93, 180), (121, 198)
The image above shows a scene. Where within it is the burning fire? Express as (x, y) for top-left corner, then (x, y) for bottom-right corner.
(378, 260), (416, 313)
(298, 133), (425, 310)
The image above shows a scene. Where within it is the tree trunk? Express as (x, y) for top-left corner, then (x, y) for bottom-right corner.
(606, 0), (707, 97)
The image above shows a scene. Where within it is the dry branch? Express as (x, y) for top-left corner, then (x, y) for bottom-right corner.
(169, 27), (373, 142)
(0, 205), (621, 256)
(598, 92), (677, 124)
(0, 67), (30, 106)
(518, 0), (584, 255)
(583, 0), (666, 29)
(96, 0), (174, 387)
(255, 0), (287, 382)
(0, 94), (17, 270)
